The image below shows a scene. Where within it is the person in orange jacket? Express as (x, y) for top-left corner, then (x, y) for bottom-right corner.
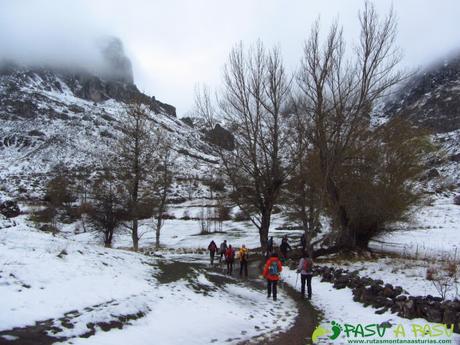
(262, 252), (282, 301)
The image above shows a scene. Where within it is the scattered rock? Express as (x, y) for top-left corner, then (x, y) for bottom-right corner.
(375, 307), (389, 315)
(0, 200), (20, 218)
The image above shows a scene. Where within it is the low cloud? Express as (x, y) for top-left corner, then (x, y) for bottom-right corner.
(1, 0), (460, 115)
(0, 1), (108, 71)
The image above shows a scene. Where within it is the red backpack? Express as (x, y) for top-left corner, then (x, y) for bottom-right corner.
(226, 248), (235, 261)
(303, 258), (312, 272)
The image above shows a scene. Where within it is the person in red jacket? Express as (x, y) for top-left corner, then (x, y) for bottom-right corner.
(225, 245), (235, 275)
(262, 252), (282, 301)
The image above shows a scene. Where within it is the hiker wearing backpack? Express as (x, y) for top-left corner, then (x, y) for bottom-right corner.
(238, 244), (249, 278)
(279, 236), (292, 262)
(225, 245), (235, 275)
(219, 240), (228, 264)
(297, 251), (314, 300)
(300, 233), (306, 253)
(266, 236), (274, 257)
(208, 240), (218, 266)
(262, 252), (282, 301)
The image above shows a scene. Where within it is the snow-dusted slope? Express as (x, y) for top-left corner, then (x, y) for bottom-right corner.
(0, 64), (218, 200)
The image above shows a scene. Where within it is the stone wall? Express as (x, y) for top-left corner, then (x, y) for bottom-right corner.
(314, 266), (460, 333)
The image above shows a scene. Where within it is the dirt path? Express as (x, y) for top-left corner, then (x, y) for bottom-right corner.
(234, 257), (318, 345)
(155, 255), (319, 344)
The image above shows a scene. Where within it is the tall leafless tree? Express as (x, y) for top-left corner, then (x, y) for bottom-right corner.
(151, 132), (175, 248)
(196, 41), (295, 250)
(114, 100), (159, 251)
(295, 2), (414, 249)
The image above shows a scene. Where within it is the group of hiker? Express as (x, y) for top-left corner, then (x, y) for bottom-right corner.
(261, 250), (313, 301)
(207, 239), (249, 277)
(207, 234), (314, 301)
(267, 235), (293, 262)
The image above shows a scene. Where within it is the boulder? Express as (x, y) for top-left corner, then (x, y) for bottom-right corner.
(375, 307), (389, 315)
(454, 195), (460, 206)
(399, 299), (417, 319)
(422, 302), (443, 323)
(0, 200), (20, 218)
(450, 153), (460, 162)
(395, 295), (407, 302)
(427, 168), (441, 179)
(203, 124), (235, 151)
(373, 296), (394, 309)
(394, 286), (404, 297)
(333, 274), (351, 289)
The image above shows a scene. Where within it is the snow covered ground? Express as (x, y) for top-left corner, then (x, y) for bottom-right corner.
(1, 190), (460, 344)
(58, 202), (304, 252)
(0, 218), (154, 331)
(281, 268), (460, 344)
(0, 217), (297, 344)
(324, 256), (459, 301)
(370, 196), (460, 260)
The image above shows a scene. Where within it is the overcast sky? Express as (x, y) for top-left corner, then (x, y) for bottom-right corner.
(1, 0), (460, 115)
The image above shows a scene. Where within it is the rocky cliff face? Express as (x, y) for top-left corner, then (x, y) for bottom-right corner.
(385, 54), (460, 133)
(384, 54), (460, 195)
(0, 38), (216, 200)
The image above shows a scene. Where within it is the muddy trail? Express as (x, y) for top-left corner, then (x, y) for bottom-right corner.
(148, 255), (319, 344)
(236, 257), (319, 345)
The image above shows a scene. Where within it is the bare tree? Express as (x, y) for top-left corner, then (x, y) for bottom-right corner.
(194, 84), (217, 129)
(283, 148), (323, 255)
(89, 169), (125, 248)
(198, 207), (212, 234)
(197, 41), (295, 251)
(152, 132), (175, 248)
(114, 100), (158, 251)
(295, 3), (408, 249)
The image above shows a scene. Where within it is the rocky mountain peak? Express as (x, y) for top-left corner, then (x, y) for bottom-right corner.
(0, 35), (176, 118)
(97, 36), (134, 85)
(385, 52), (460, 133)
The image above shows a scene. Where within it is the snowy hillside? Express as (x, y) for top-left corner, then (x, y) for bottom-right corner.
(0, 47), (220, 201)
(385, 54), (460, 134)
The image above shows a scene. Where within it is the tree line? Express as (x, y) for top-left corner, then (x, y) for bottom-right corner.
(194, 2), (435, 255)
(38, 100), (175, 251)
(36, 3), (434, 255)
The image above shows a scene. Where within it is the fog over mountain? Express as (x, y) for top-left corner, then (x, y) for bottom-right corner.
(1, 0), (460, 114)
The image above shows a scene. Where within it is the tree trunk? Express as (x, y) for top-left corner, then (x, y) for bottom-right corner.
(155, 193), (166, 248)
(259, 209), (271, 251)
(155, 216), (162, 248)
(355, 232), (371, 250)
(132, 219), (139, 251)
(325, 176), (356, 249)
(105, 228), (113, 248)
(302, 219), (312, 255)
(335, 206), (356, 249)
